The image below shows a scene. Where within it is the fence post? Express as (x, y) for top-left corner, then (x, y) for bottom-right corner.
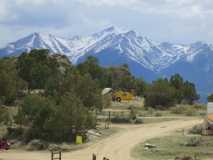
(92, 153), (96, 160)
(51, 150), (62, 160)
(51, 152), (53, 160)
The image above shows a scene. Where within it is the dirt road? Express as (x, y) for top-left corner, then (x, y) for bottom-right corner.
(0, 119), (201, 160)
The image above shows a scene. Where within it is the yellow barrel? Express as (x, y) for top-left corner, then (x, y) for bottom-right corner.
(75, 135), (83, 144)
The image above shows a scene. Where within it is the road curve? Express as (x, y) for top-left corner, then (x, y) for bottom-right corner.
(0, 119), (201, 160)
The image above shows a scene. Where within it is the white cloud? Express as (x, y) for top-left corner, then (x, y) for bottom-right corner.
(0, 0), (15, 21)
(16, 0), (49, 6)
(76, 0), (141, 7)
(76, 0), (213, 19)
(0, 0), (213, 46)
(1, 0), (212, 24)
(15, 0), (60, 6)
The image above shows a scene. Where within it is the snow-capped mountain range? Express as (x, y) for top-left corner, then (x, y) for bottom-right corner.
(1, 26), (212, 72)
(1, 26), (213, 101)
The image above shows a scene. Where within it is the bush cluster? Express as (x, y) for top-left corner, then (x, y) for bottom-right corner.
(189, 124), (203, 135)
(145, 74), (199, 108)
(184, 137), (202, 147)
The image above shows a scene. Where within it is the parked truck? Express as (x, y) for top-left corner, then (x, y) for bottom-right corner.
(101, 88), (135, 102)
(112, 90), (135, 102)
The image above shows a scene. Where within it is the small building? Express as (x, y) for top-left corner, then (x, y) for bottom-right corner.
(101, 88), (113, 96)
(102, 88), (113, 108)
(208, 102), (213, 123)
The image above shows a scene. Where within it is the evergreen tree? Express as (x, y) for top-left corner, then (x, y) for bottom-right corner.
(0, 58), (26, 105)
(17, 49), (59, 89)
(182, 81), (199, 104)
(208, 94), (213, 102)
(170, 74), (184, 103)
(145, 79), (176, 108)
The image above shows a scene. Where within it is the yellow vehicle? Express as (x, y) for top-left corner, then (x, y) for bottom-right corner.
(112, 90), (135, 102)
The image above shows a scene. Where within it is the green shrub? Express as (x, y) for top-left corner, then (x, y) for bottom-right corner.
(208, 94), (213, 102)
(184, 137), (202, 147)
(0, 108), (11, 125)
(111, 115), (130, 123)
(6, 127), (24, 140)
(111, 114), (143, 124)
(129, 106), (137, 120)
(170, 106), (184, 114)
(147, 107), (155, 115)
(185, 108), (195, 116)
(134, 118), (144, 124)
(26, 139), (48, 150)
(170, 105), (197, 116)
(175, 156), (194, 160)
(193, 104), (206, 110)
(189, 124), (203, 135)
(154, 112), (162, 117)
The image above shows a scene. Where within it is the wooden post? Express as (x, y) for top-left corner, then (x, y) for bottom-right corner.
(51, 151), (62, 160)
(108, 111), (111, 129)
(51, 152), (53, 160)
(59, 151), (61, 160)
(92, 153), (96, 160)
(108, 111), (111, 121)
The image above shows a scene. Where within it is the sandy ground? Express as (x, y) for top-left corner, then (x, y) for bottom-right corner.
(0, 119), (201, 160)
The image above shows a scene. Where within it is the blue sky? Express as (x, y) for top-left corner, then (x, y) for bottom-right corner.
(0, 0), (213, 47)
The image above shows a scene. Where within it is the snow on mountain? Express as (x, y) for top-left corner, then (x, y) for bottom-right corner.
(76, 28), (209, 72)
(0, 26), (213, 72)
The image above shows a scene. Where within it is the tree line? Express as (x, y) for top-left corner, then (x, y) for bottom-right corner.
(0, 49), (199, 142)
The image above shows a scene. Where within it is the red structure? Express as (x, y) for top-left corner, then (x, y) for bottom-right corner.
(0, 139), (10, 150)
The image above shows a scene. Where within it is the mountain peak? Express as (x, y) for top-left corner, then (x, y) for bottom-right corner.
(30, 32), (59, 40)
(92, 26), (123, 38)
(124, 30), (137, 37)
(103, 26), (117, 32)
(31, 32), (46, 37)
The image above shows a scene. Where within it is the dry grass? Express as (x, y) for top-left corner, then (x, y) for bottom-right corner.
(132, 133), (213, 160)
(170, 104), (206, 117)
